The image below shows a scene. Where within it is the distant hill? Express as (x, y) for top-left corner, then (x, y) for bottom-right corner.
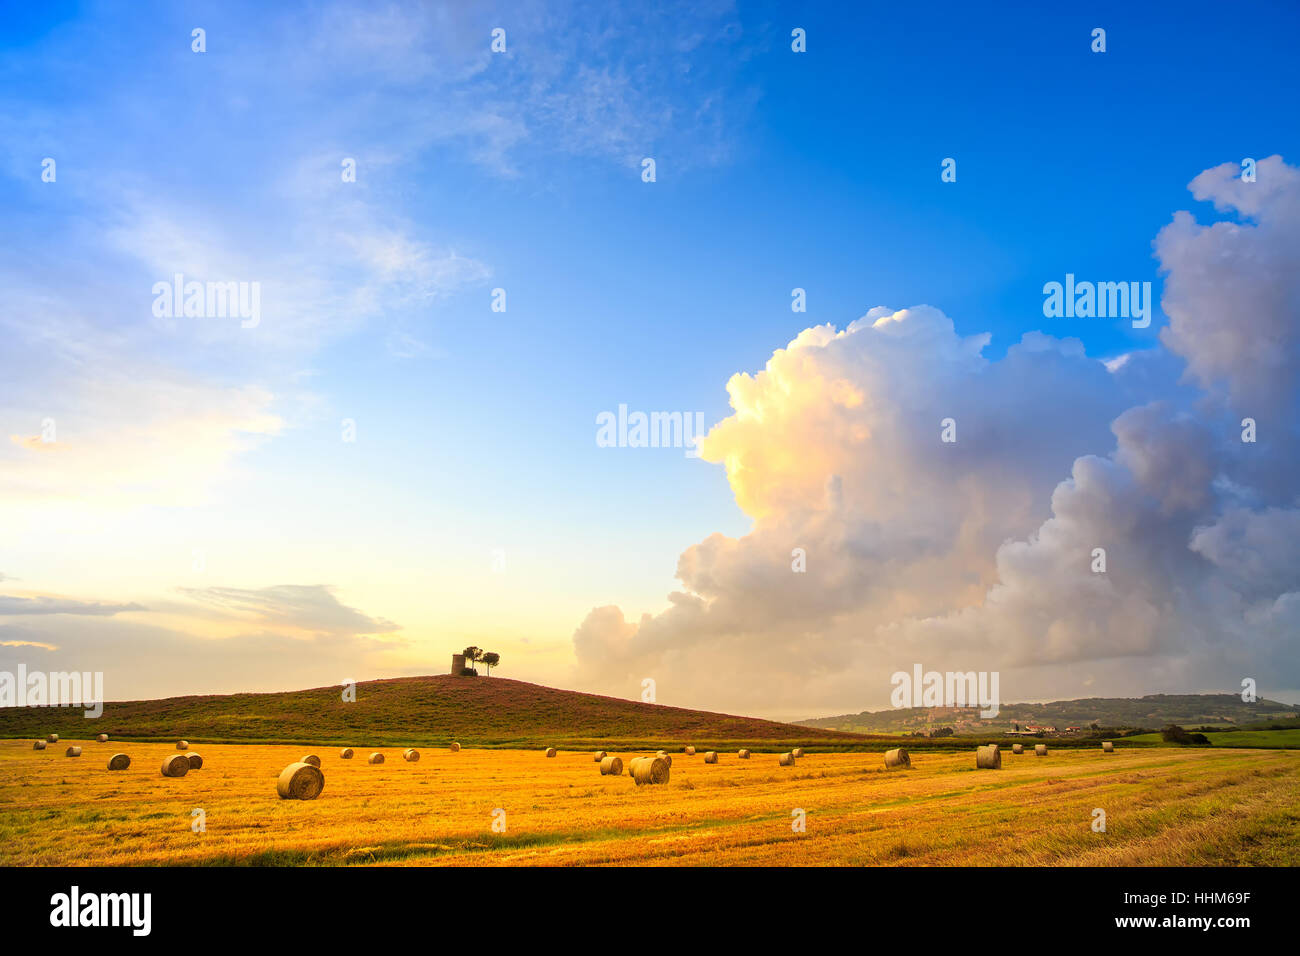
(797, 693), (1300, 735)
(0, 675), (866, 749)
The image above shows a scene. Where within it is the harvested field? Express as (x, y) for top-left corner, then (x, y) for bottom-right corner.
(0, 740), (1295, 866)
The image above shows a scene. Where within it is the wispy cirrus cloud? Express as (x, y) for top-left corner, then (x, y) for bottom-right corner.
(179, 584), (401, 637)
(0, 623), (60, 651)
(0, 595), (146, 616)
(0, 584), (406, 700)
(253, 0), (759, 175)
(0, 617), (407, 700)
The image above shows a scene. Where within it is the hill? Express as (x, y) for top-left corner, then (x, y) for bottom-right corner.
(797, 693), (1300, 735)
(0, 675), (867, 749)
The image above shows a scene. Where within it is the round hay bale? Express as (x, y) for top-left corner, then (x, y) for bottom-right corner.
(683, 745), (696, 756)
(161, 754), (190, 777)
(96, 734), (108, 743)
(301, 754), (320, 768)
(340, 748), (354, 759)
(33, 740), (46, 750)
(403, 749), (420, 762)
(176, 740), (189, 751)
(543, 748), (556, 758)
(1012, 743), (1024, 754)
(1034, 744), (1048, 756)
(277, 761), (325, 800)
(368, 752), (385, 764)
(65, 746), (82, 757)
(449, 742), (461, 752)
(107, 753), (131, 771)
(975, 744), (1001, 769)
(884, 748), (910, 769)
(594, 751), (606, 761)
(632, 756), (670, 786)
(792, 747), (804, 758)
(778, 752), (795, 766)
(46, 734), (58, 743)
(186, 753), (203, 770)
(599, 755), (624, 776)
(1102, 741), (1115, 753)
(738, 749), (750, 759)
(652, 751), (672, 767)
(703, 751), (718, 763)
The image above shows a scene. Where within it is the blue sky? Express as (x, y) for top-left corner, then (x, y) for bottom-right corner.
(2, 1), (1298, 717)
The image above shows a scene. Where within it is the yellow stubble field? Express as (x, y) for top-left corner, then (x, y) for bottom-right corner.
(1, 740), (1296, 866)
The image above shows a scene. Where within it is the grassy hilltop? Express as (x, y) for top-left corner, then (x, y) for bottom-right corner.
(0, 675), (868, 750)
